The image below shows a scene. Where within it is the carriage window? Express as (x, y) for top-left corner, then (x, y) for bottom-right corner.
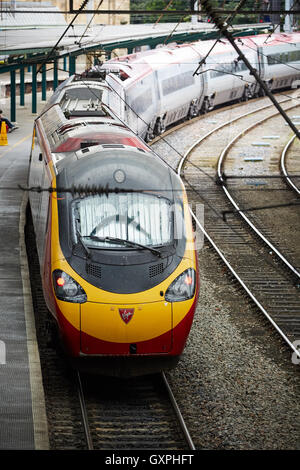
(72, 192), (173, 248)
(267, 49), (300, 66)
(162, 71), (194, 96)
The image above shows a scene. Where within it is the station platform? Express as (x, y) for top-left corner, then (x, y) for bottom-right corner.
(0, 92), (49, 449)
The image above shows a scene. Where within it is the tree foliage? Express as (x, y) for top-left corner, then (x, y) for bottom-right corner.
(130, 0), (192, 24)
(130, 1), (285, 25)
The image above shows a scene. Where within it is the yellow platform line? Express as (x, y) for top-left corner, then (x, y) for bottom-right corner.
(0, 133), (32, 159)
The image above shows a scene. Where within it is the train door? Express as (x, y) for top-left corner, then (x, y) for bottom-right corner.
(215, 52), (239, 105)
(154, 69), (162, 117)
(232, 49), (256, 100)
(137, 73), (157, 137)
(257, 46), (267, 91)
(196, 65), (206, 111)
(157, 63), (182, 126)
(125, 85), (139, 134)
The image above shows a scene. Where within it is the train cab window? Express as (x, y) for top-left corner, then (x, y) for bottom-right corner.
(72, 192), (173, 249)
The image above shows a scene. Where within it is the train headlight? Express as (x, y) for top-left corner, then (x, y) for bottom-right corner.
(165, 268), (196, 302)
(52, 270), (87, 303)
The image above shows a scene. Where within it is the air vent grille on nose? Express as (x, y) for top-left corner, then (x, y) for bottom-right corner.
(149, 262), (164, 278)
(86, 263), (102, 279)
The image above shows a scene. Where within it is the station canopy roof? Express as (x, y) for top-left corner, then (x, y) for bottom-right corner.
(0, 1), (270, 71)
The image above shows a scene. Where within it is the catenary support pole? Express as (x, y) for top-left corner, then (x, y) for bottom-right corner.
(69, 55), (76, 76)
(42, 63), (47, 101)
(53, 59), (58, 91)
(20, 66), (25, 106)
(10, 69), (16, 123)
(199, 0), (300, 141)
(32, 64), (37, 114)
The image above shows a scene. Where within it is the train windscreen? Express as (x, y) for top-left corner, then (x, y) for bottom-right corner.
(72, 192), (173, 248)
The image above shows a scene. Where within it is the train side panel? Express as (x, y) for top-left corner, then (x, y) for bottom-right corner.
(125, 71), (159, 138)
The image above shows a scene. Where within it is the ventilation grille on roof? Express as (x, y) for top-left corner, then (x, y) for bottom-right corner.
(102, 144), (125, 149)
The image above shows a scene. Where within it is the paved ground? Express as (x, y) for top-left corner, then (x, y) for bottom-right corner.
(0, 92), (49, 449)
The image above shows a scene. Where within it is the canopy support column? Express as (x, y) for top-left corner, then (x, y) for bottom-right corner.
(69, 55), (76, 76)
(10, 69), (16, 123)
(42, 63), (47, 101)
(32, 64), (37, 114)
(20, 66), (25, 106)
(53, 59), (58, 91)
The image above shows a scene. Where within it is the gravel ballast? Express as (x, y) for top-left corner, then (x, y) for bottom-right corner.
(152, 100), (300, 450)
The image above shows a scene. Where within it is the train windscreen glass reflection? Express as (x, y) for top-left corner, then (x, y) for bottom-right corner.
(72, 193), (173, 248)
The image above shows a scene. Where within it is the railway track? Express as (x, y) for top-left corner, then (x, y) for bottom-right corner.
(152, 91), (300, 360)
(76, 370), (195, 450)
(180, 102), (300, 357)
(25, 206), (195, 450)
(25, 91), (300, 450)
(281, 133), (300, 196)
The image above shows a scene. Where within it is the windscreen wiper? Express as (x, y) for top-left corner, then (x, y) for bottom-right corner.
(88, 235), (162, 258)
(75, 230), (91, 260)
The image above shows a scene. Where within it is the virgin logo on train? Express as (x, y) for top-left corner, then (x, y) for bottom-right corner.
(119, 308), (135, 324)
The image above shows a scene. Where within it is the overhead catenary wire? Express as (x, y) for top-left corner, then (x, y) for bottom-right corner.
(36, 0), (90, 74)
(263, 0), (298, 40)
(199, 0), (300, 141)
(7, 8), (300, 15)
(26, 33), (300, 203)
(193, 0), (249, 76)
(8, 11), (297, 277)
(77, 0), (105, 47)
(153, 0), (174, 27)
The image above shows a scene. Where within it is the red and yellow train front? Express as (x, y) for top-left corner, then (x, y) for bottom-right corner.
(51, 255), (198, 358)
(44, 149), (199, 376)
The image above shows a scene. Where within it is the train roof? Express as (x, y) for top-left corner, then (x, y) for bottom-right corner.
(55, 145), (180, 201)
(50, 122), (149, 155)
(102, 37), (259, 83)
(103, 42), (206, 82)
(239, 32), (300, 48)
(42, 79), (112, 115)
(102, 32), (300, 84)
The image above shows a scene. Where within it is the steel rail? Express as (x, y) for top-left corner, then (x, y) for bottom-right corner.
(187, 206), (300, 361)
(76, 371), (94, 450)
(161, 372), (195, 450)
(281, 134), (300, 196)
(76, 368), (193, 450)
(177, 96), (291, 176)
(176, 103), (300, 362)
(217, 104), (300, 280)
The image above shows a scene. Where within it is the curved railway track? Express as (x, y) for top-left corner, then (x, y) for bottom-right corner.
(151, 90), (300, 361)
(216, 105), (300, 280)
(182, 107), (300, 358)
(281, 134), (300, 195)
